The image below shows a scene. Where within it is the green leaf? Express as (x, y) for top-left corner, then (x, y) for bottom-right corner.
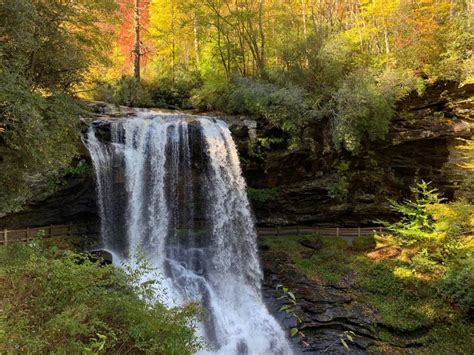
(290, 327), (299, 337)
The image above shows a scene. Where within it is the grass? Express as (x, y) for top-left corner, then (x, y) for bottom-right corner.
(259, 234), (474, 353)
(261, 234), (352, 284)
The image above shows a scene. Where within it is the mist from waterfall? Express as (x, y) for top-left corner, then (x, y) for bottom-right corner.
(85, 112), (292, 355)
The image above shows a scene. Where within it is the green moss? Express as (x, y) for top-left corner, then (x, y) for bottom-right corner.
(247, 187), (281, 203)
(261, 235), (351, 284)
(352, 235), (376, 251)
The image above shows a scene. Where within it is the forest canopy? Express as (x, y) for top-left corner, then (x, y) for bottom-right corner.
(92, 0), (473, 147)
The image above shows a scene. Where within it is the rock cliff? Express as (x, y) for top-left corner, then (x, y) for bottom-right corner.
(0, 82), (472, 229)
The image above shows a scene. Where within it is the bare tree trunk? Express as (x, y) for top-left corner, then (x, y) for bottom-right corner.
(171, 1), (176, 83)
(133, 0), (141, 82)
(301, 0), (308, 41)
(384, 26), (390, 54)
(193, 15), (200, 66)
(257, 0), (266, 77)
(301, 0), (309, 67)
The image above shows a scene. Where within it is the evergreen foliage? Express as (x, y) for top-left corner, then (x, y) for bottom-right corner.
(386, 181), (445, 245)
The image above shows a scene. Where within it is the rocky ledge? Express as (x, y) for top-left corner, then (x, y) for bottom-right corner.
(0, 82), (472, 229)
(239, 82), (473, 226)
(262, 250), (379, 354)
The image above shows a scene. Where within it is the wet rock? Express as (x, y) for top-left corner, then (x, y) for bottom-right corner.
(261, 251), (379, 354)
(89, 250), (113, 265)
(299, 239), (322, 251)
(0, 175), (98, 230)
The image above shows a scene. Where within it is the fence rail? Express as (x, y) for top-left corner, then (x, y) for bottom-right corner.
(258, 226), (388, 237)
(0, 223), (388, 245)
(0, 224), (97, 245)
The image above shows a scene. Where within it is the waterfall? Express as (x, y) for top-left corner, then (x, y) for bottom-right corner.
(85, 112), (292, 355)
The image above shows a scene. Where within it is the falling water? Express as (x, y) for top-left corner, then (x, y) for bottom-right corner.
(85, 112), (292, 355)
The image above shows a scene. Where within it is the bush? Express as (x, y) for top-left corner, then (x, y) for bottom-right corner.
(386, 181), (445, 245)
(193, 75), (323, 138)
(332, 71), (394, 153)
(428, 199), (474, 239)
(0, 242), (202, 354)
(191, 73), (231, 111)
(93, 76), (153, 107)
(0, 93), (82, 213)
(352, 235), (376, 251)
(438, 258), (474, 313)
(247, 187), (280, 203)
(148, 71), (202, 109)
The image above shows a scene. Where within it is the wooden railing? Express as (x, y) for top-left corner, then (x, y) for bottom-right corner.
(0, 224), (98, 245)
(0, 223), (387, 245)
(257, 226), (388, 237)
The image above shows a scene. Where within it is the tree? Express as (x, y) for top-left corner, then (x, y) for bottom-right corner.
(133, 0), (142, 81)
(116, 0), (151, 78)
(0, 0), (117, 212)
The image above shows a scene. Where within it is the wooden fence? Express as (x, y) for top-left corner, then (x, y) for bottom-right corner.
(0, 223), (387, 245)
(0, 224), (97, 245)
(258, 226), (388, 237)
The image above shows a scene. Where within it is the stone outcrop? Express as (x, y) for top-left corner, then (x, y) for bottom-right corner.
(0, 174), (97, 229)
(238, 82), (473, 226)
(0, 82), (472, 229)
(261, 250), (379, 353)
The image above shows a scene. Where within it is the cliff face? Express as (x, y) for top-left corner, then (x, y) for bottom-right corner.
(236, 82), (473, 226)
(0, 82), (472, 229)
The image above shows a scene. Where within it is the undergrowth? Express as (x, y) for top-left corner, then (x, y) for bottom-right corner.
(0, 241), (203, 354)
(259, 231), (474, 353)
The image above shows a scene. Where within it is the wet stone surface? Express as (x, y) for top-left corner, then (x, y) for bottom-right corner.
(261, 251), (380, 354)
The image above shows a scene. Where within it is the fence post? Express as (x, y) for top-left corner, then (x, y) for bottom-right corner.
(296, 225), (300, 236)
(49, 225), (53, 237)
(336, 227), (339, 238)
(358, 227), (361, 237)
(3, 229), (7, 246)
(277, 226), (280, 237)
(379, 226), (382, 234)
(26, 227), (30, 242)
(68, 223), (72, 236)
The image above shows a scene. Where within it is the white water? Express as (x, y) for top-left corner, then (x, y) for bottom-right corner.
(85, 113), (292, 354)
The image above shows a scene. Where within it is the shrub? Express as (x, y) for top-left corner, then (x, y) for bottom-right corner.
(385, 181), (445, 245)
(0, 93), (82, 213)
(352, 235), (376, 251)
(247, 187), (280, 203)
(191, 73), (231, 111)
(0, 242), (202, 354)
(377, 68), (424, 101)
(411, 248), (444, 274)
(331, 71), (394, 153)
(193, 75), (323, 138)
(428, 199), (474, 239)
(148, 71), (202, 109)
(327, 161), (351, 200)
(438, 258), (474, 313)
(93, 76), (153, 107)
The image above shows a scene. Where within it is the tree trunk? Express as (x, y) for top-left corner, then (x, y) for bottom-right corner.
(193, 15), (200, 65)
(133, 0), (141, 82)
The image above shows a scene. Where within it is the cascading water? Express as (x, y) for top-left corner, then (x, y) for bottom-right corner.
(85, 112), (292, 355)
